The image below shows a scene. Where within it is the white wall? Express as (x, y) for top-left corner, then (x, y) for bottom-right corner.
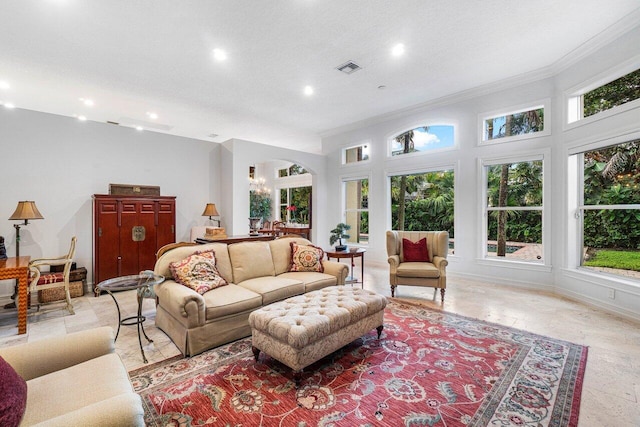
(321, 25), (640, 320)
(220, 139), (328, 243)
(0, 108), (218, 290)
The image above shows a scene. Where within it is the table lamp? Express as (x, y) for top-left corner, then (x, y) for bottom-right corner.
(9, 200), (44, 257)
(202, 203), (221, 227)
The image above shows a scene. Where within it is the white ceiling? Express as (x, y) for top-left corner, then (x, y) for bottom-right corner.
(1, 1), (639, 153)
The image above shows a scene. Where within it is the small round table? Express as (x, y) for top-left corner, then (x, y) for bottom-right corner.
(325, 247), (366, 288)
(98, 272), (164, 363)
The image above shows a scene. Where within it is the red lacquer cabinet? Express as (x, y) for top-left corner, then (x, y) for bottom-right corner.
(93, 194), (176, 292)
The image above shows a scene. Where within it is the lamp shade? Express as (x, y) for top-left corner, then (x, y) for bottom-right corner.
(202, 203), (220, 218)
(9, 201), (44, 222)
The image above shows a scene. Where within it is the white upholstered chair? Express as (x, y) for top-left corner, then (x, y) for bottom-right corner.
(386, 230), (449, 302)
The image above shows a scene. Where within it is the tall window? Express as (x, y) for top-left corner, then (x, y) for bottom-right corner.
(279, 186), (311, 223)
(571, 139), (640, 277)
(343, 178), (369, 244)
(568, 67), (640, 123)
(390, 169), (455, 252)
(483, 158), (543, 263)
(481, 105), (545, 143)
(390, 125), (454, 156)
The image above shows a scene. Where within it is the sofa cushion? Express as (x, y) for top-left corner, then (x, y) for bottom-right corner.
(402, 237), (430, 262)
(229, 242), (276, 284)
(277, 271), (337, 292)
(396, 262), (440, 278)
(237, 276), (304, 305)
(0, 356), (27, 427)
(202, 284), (263, 320)
(269, 237), (311, 275)
(289, 242), (324, 272)
(21, 353), (135, 426)
(169, 250), (228, 295)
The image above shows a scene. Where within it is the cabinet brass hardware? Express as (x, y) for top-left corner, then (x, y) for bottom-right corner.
(132, 226), (146, 241)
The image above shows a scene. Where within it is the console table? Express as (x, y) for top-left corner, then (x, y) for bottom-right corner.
(195, 234), (275, 245)
(0, 256), (31, 334)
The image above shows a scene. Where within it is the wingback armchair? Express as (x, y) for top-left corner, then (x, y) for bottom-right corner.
(386, 230), (449, 302)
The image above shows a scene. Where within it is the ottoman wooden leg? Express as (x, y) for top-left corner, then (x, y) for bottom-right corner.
(293, 370), (303, 388)
(252, 346), (260, 362)
(376, 325), (383, 339)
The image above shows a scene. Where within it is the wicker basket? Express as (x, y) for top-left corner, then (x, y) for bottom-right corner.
(38, 280), (85, 303)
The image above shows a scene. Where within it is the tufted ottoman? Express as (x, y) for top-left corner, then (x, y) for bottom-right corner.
(248, 286), (387, 386)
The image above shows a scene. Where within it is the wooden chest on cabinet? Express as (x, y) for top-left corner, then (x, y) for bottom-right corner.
(93, 194), (176, 291)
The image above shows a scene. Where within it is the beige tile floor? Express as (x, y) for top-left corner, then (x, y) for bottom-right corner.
(1, 261), (639, 426)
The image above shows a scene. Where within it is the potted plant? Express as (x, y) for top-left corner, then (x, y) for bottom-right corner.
(329, 223), (351, 251)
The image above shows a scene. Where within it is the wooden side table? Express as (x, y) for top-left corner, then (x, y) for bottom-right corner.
(0, 256), (31, 334)
(325, 248), (366, 288)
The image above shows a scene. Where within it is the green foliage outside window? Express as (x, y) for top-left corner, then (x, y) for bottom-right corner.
(390, 170), (454, 237)
(583, 68), (640, 118)
(582, 140), (640, 250)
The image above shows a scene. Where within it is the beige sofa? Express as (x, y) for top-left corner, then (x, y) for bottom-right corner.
(154, 237), (349, 356)
(0, 327), (144, 427)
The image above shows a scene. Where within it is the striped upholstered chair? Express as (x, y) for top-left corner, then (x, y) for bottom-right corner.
(386, 230), (449, 302)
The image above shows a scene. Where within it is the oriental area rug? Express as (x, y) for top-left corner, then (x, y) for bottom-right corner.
(130, 300), (587, 427)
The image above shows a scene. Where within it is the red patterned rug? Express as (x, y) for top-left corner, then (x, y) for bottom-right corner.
(130, 300), (587, 426)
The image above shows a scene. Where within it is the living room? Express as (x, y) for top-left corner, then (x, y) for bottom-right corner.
(1, 2), (639, 426)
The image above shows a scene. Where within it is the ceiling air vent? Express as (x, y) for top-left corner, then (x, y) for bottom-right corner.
(336, 61), (361, 75)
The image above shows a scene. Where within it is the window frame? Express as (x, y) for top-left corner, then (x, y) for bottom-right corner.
(341, 140), (371, 166)
(387, 164), (457, 255)
(478, 99), (551, 146)
(341, 173), (371, 247)
(567, 132), (640, 284)
(478, 149), (551, 270)
(386, 123), (457, 159)
(564, 55), (640, 131)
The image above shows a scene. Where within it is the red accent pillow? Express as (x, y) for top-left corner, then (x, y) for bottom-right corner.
(402, 238), (430, 262)
(0, 356), (27, 427)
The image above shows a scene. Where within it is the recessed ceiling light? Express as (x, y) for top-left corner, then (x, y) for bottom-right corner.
(0, 81), (10, 90)
(146, 112), (158, 120)
(4, 102), (15, 109)
(136, 126), (144, 131)
(78, 115), (87, 121)
(79, 97), (94, 107)
(392, 43), (405, 57)
(303, 86), (314, 96)
(212, 48), (227, 61)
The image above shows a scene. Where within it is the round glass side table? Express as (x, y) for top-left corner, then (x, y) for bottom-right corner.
(98, 271), (164, 363)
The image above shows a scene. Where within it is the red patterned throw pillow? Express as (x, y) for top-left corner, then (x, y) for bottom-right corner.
(402, 237), (430, 262)
(289, 242), (325, 272)
(0, 356), (27, 427)
(169, 250), (228, 294)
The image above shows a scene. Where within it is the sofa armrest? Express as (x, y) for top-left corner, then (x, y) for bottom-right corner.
(321, 260), (349, 285)
(0, 327), (114, 381)
(432, 255), (449, 273)
(387, 255), (400, 273)
(29, 393), (144, 427)
(155, 280), (206, 328)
